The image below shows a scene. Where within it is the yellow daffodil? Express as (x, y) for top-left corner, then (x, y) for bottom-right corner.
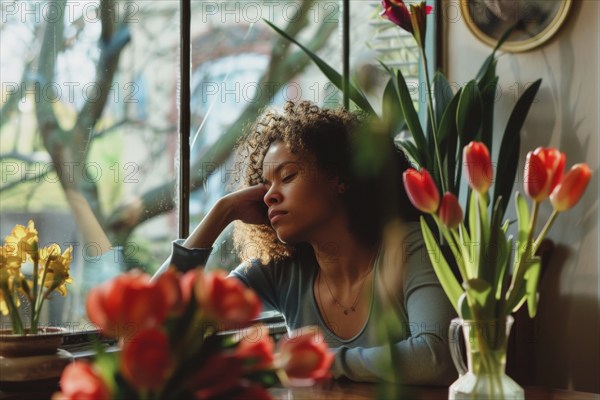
(0, 245), (26, 315)
(39, 244), (73, 296)
(4, 220), (39, 262)
(1, 245), (23, 270)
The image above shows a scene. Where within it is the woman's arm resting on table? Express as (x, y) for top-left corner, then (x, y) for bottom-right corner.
(331, 246), (458, 386)
(331, 285), (457, 385)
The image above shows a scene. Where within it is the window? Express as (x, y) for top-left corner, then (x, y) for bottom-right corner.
(0, 0), (435, 327)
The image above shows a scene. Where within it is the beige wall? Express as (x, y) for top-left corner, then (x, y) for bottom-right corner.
(443, 0), (599, 393)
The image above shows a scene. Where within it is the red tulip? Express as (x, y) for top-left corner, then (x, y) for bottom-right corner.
(195, 270), (262, 331)
(277, 327), (333, 381)
(463, 141), (493, 194)
(438, 192), (463, 229)
(403, 168), (440, 213)
(54, 361), (111, 400)
(121, 328), (171, 391)
(235, 324), (275, 371)
(550, 163), (591, 211)
(524, 147), (566, 202)
(86, 270), (171, 340)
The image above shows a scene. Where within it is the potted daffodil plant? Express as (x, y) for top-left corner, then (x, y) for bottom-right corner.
(1, 220), (73, 335)
(1, 220), (74, 388)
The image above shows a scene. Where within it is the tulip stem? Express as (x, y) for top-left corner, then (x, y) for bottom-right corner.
(533, 210), (558, 253)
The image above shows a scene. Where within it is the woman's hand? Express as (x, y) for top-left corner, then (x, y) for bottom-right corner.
(183, 185), (269, 249)
(221, 184), (269, 225)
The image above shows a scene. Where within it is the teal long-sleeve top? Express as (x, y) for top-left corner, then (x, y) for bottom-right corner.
(162, 222), (457, 384)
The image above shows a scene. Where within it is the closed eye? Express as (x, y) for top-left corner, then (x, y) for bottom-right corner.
(282, 173), (297, 182)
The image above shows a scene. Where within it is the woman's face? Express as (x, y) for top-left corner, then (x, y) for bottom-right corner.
(261, 141), (345, 244)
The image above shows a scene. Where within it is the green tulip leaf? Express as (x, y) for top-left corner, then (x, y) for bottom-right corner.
(391, 68), (431, 169)
(457, 292), (472, 320)
(489, 196), (509, 298)
(436, 89), (462, 194)
(496, 237), (512, 301)
(463, 278), (494, 318)
(263, 19), (375, 114)
(382, 78), (406, 138)
(502, 219), (510, 234)
(468, 190), (480, 275)
(493, 79), (542, 220)
(515, 192), (531, 258)
(479, 78), (499, 153)
(396, 137), (421, 167)
(456, 80), (483, 144)
(475, 23), (516, 82)
(420, 217), (463, 314)
(434, 72), (453, 125)
(455, 82), (482, 197)
(525, 257), (542, 318)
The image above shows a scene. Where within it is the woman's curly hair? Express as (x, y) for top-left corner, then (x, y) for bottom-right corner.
(232, 100), (419, 265)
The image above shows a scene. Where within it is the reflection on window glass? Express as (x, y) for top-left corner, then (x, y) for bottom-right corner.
(188, 1), (426, 272)
(0, 0), (432, 329)
(0, 1), (179, 328)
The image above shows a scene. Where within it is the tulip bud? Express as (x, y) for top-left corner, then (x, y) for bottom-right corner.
(524, 147), (565, 202)
(550, 163), (591, 211)
(402, 168), (440, 214)
(463, 141), (493, 194)
(438, 193), (463, 229)
(380, 0), (412, 33)
(380, 1), (432, 49)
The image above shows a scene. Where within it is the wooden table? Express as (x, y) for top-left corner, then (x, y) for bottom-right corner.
(2, 380), (599, 399)
(269, 381), (600, 400)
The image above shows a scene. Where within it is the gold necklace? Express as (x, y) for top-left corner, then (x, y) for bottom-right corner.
(319, 260), (374, 316)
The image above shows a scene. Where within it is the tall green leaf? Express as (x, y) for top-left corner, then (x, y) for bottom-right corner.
(493, 79), (542, 219)
(396, 137), (421, 167)
(382, 78), (405, 138)
(420, 217), (462, 314)
(391, 68), (431, 169)
(525, 257), (542, 318)
(456, 80), (483, 142)
(434, 72), (454, 127)
(437, 89), (461, 193)
(479, 77), (499, 153)
(263, 19), (375, 114)
(475, 24), (516, 81)
(515, 192), (531, 251)
(455, 81), (482, 193)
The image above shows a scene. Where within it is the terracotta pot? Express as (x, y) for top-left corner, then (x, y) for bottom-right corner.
(0, 327), (73, 391)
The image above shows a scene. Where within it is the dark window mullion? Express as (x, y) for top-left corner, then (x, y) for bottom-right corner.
(179, 0), (191, 238)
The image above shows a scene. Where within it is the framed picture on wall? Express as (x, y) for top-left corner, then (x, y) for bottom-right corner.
(460, 0), (573, 52)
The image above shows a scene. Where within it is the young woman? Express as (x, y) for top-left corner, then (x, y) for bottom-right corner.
(162, 101), (456, 384)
